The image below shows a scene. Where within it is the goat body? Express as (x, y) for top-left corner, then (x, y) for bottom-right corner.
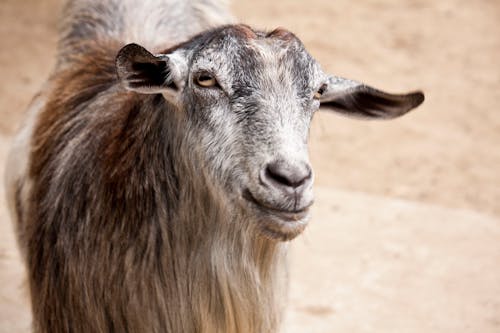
(5, 1), (424, 332)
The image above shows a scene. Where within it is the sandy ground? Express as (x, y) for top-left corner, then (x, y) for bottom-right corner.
(1, 0), (499, 332)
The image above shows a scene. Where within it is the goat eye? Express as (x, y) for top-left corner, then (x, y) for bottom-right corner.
(195, 73), (217, 88)
(313, 84), (327, 99)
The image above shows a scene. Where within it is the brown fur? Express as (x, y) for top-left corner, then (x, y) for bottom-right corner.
(267, 27), (296, 41)
(232, 24), (258, 39)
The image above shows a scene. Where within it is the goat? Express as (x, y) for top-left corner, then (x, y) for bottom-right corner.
(5, 0), (424, 332)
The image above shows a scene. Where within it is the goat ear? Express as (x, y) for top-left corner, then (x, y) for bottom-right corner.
(116, 43), (178, 94)
(319, 76), (424, 119)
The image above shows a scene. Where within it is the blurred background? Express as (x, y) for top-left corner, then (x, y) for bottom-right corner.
(1, 0), (499, 332)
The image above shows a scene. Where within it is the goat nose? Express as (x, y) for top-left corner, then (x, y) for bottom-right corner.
(262, 160), (312, 191)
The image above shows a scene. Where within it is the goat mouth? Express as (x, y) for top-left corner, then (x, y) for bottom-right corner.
(242, 189), (311, 241)
(243, 189), (310, 219)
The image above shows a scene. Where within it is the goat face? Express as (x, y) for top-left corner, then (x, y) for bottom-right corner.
(116, 25), (424, 241)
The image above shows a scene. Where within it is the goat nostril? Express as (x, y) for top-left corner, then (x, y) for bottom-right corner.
(265, 167), (293, 187)
(265, 161), (312, 189)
